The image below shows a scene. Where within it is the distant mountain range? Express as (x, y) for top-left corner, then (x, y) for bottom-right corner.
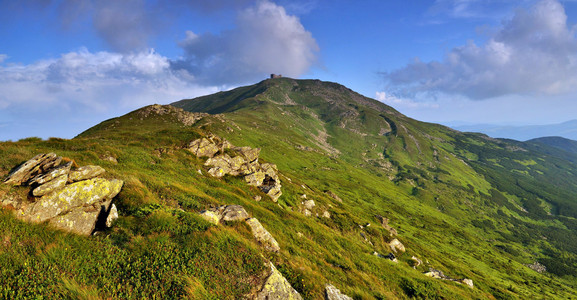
(451, 119), (577, 141)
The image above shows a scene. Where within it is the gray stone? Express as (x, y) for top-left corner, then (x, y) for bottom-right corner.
(245, 218), (280, 252)
(32, 174), (68, 197)
(26, 178), (123, 223)
(199, 210), (220, 225)
(255, 262), (302, 300)
(234, 146), (260, 163)
(49, 206), (100, 235)
(187, 138), (220, 158)
(68, 165), (106, 182)
(29, 161), (72, 185)
(221, 205), (250, 222)
(106, 204), (118, 227)
(4, 153), (58, 185)
(303, 200), (316, 210)
(325, 284), (353, 300)
(389, 238), (405, 253)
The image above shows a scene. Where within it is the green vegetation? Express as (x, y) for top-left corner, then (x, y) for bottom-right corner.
(2, 78), (577, 298)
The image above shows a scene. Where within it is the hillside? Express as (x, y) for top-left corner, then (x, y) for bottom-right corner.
(2, 78), (577, 299)
(528, 136), (577, 154)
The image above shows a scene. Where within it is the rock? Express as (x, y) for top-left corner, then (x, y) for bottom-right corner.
(254, 195), (262, 201)
(526, 261), (547, 273)
(199, 210), (221, 225)
(411, 256), (422, 268)
(68, 165), (106, 182)
(303, 209), (312, 217)
(261, 184), (282, 202)
(234, 146), (260, 163)
(221, 205), (250, 222)
(461, 278), (474, 289)
(303, 200), (316, 210)
(322, 211), (331, 218)
(4, 153), (58, 185)
(325, 284), (353, 300)
(29, 161), (72, 185)
(100, 155), (118, 164)
(26, 178), (123, 223)
(32, 174), (68, 197)
(245, 171), (266, 186)
(376, 215), (397, 236)
(187, 138), (220, 158)
(245, 218), (280, 252)
(208, 167), (226, 178)
(49, 206), (101, 235)
(424, 269), (445, 279)
(389, 238), (405, 253)
(255, 262), (303, 300)
(106, 204), (118, 227)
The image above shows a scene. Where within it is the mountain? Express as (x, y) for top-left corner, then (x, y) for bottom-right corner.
(2, 77), (577, 299)
(452, 119), (577, 141)
(528, 136), (577, 154)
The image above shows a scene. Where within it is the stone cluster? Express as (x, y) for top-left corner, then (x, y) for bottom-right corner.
(186, 135), (282, 201)
(424, 268), (474, 288)
(199, 205), (280, 252)
(2, 153), (122, 235)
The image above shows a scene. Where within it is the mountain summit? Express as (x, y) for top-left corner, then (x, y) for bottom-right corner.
(2, 78), (577, 298)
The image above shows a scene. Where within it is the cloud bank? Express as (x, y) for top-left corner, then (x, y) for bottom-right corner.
(173, 0), (319, 85)
(386, 0), (577, 100)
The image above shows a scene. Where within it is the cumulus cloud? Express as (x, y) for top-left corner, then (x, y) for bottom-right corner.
(386, 0), (577, 100)
(172, 0), (319, 85)
(376, 91), (439, 109)
(0, 48), (219, 140)
(0, 54), (7, 63)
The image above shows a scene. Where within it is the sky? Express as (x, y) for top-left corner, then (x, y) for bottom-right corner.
(2, 0), (577, 141)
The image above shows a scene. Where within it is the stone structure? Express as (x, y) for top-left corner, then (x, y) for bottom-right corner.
(270, 74), (283, 79)
(2, 153), (123, 235)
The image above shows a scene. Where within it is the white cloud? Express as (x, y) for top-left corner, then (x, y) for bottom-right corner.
(173, 0), (319, 85)
(387, 0), (577, 100)
(0, 48), (219, 140)
(376, 91), (440, 109)
(0, 54), (7, 63)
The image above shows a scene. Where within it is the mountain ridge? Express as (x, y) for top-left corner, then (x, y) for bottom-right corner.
(2, 78), (577, 298)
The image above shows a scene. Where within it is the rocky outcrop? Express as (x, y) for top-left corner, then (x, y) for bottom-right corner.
(1, 153), (123, 235)
(136, 104), (207, 126)
(187, 135), (282, 201)
(199, 205), (280, 253)
(325, 284), (353, 300)
(389, 238), (405, 253)
(424, 268), (473, 288)
(255, 262), (302, 300)
(526, 261), (547, 273)
(246, 218), (280, 252)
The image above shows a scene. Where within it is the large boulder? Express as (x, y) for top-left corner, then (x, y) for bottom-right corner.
(199, 205), (250, 224)
(325, 284), (353, 300)
(4, 153), (59, 185)
(49, 206), (101, 235)
(234, 146), (260, 163)
(245, 218), (280, 252)
(255, 263), (303, 300)
(25, 178), (123, 223)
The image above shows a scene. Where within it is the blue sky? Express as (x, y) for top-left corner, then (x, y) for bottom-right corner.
(2, 0), (577, 140)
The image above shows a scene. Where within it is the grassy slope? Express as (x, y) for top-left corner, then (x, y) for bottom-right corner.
(0, 78), (576, 299)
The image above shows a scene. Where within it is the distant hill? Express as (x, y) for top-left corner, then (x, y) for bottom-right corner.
(528, 136), (577, 153)
(452, 119), (577, 141)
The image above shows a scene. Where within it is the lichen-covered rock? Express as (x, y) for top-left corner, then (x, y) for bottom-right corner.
(235, 146), (260, 163)
(461, 278), (474, 288)
(389, 238), (405, 253)
(255, 263), (303, 300)
(187, 138), (220, 158)
(208, 167), (226, 178)
(245, 218), (280, 252)
(221, 205), (250, 222)
(68, 165), (106, 182)
(325, 284), (353, 300)
(303, 200), (316, 210)
(29, 161), (72, 185)
(26, 178), (123, 223)
(3, 153), (58, 185)
(106, 204), (118, 227)
(32, 174), (68, 197)
(245, 171), (266, 186)
(424, 269), (445, 279)
(199, 210), (221, 225)
(49, 207), (101, 235)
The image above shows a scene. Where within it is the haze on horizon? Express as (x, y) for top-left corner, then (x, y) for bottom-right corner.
(2, 0), (577, 141)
